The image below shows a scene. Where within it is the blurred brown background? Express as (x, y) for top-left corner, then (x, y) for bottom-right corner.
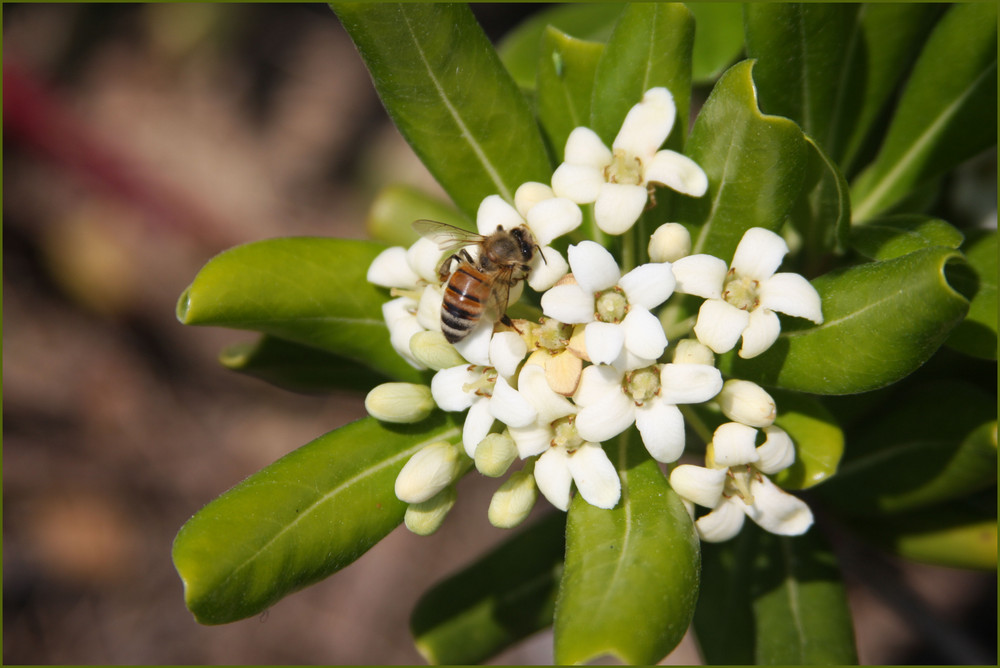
(3, 4), (995, 665)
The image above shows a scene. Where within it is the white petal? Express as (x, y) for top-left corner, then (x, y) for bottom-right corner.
(585, 321), (625, 365)
(619, 262), (675, 309)
(568, 443), (621, 509)
(508, 423), (553, 458)
(574, 363), (624, 407)
(476, 194), (524, 235)
(669, 464), (726, 508)
(693, 299), (750, 354)
(739, 308), (781, 359)
(696, 497), (746, 542)
(514, 181), (555, 218)
(534, 447), (572, 511)
(644, 149), (708, 197)
(731, 227), (788, 281)
(489, 376), (537, 428)
(648, 223), (692, 263)
(759, 273), (824, 323)
(575, 391), (634, 443)
(622, 307), (668, 360)
(407, 237), (446, 283)
(551, 163), (604, 204)
(518, 363), (577, 424)
(712, 422), (761, 467)
(526, 197), (582, 246)
(567, 241), (621, 293)
(742, 475), (813, 536)
(430, 365), (478, 412)
(416, 284), (444, 332)
(610, 348), (657, 373)
(659, 363), (723, 404)
(756, 425), (796, 474)
(453, 318), (493, 366)
(527, 246), (569, 292)
(489, 331), (527, 379)
(462, 398), (495, 457)
(612, 87), (676, 160)
(718, 379), (776, 428)
(563, 126), (612, 167)
(541, 283), (594, 323)
(594, 183), (648, 235)
(367, 246), (419, 288)
(384, 298), (426, 369)
(671, 254), (727, 299)
(635, 401), (685, 462)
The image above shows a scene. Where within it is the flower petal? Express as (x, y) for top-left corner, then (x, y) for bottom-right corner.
(756, 425), (796, 474)
(742, 475), (814, 536)
(383, 297), (426, 369)
(489, 331), (527, 379)
(518, 363), (577, 424)
(695, 497), (746, 542)
(526, 196), (582, 246)
(463, 397), (495, 457)
(489, 375), (537, 428)
(619, 262), (676, 309)
(635, 401), (685, 462)
(368, 246), (419, 288)
(476, 194), (525, 235)
(671, 254), (727, 299)
(694, 299), (750, 354)
(416, 284), (444, 332)
(612, 87), (676, 160)
(508, 423), (552, 458)
(585, 321), (625, 365)
(563, 126), (612, 167)
(453, 318), (493, 366)
(622, 307), (668, 360)
(567, 241), (621, 293)
(430, 365), (478, 412)
(644, 149), (708, 197)
(759, 272), (824, 323)
(514, 181), (555, 218)
(594, 183), (648, 235)
(731, 227), (788, 280)
(659, 363), (723, 404)
(712, 421), (760, 467)
(541, 283), (594, 323)
(574, 389), (634, 443)
(407, 237), (446, 283)
(573, 363), (623, 407)
(534, 447), (573, 511)
(669, 464), (727, 508)
(551, 163), (604, 204)
(527, 245), (569, 292)
(568, 443), (621, 509)
(739, 307), (781, 359)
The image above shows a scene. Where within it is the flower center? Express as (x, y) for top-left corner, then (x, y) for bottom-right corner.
(551, 416), (584, 452)
(604, 149), (643, 186)
(595, 287), (629, 323)
(461, 366), (497, 397)
(624, 365), (660, 405)
(726, 466), (756, 505)
(722, 269), (760, 311)
(534, 318), (572, 353)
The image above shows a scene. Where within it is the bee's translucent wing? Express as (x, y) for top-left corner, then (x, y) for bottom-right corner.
(485, 265), (516, 320)
(412, 220), (485, 252)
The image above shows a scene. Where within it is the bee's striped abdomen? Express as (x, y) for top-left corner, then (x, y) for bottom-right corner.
(441, 265), (489, 343)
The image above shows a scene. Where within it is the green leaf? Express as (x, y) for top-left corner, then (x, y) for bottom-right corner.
(497, 3), (622, 91)
(787, 134), (853, 271)
(177, 237), (422, 383)
(332, 3), (552, 219)
(411, 512), (565, 664)
(366, 184), (472, 247)
(554, 432), (699, 665)
(173, 413), (461, 624)
(696, 526), (858, 664)
(850, 214), (965, 261)
(851, 3), (998, 221)
(947, 231), (998, 359)
(719, 247), (971, 394)
(590, 3), (694, 151)
(688, 2), (744, 84)
(536, 27), (603, 159)
(771, 390), (844, 490)
(677, 60), (810, 261)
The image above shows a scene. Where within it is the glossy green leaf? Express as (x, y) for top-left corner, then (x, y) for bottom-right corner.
(850, 214), (964, 261)
(688, 2), (744, 84)
(219, 335), (389, 394)
(851, 3), (998, 221)
(536, 28), (603, 159)
(719, 247), (971, 394)
(947, 231), (998, 359)
(332, 3), (552, 219)
(696, 526), (858, 664)
(173, 413), (462, 624)
(497, 3), (622, 91)
(177, 237), (422, 383)
(411, 512), (565, 664)
(787, 134), (853, 270)
(553, 432), (699, 665)
(677, 60), (809, 262)
(366, 183), (472, 247)
(590, 3), (694, 151)
(771, 390), (844, 490)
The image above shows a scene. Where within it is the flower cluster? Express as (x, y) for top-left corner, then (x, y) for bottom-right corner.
(364, 87), (824, 541)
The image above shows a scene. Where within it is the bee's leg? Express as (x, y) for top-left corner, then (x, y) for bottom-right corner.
(500, 314), (522, 333)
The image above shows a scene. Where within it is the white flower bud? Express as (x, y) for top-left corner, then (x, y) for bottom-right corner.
(404, 486), (457, 536)
(717, 379), (776, 427)
(672, 338), (715, 366)
(394, 440), (464, 504)
(365, 382), (434, 423)
(410, 330), (466, 370)
(474, 432), (518, 477)
(648, 223), (692, 263)
(488, 470), (538, 529)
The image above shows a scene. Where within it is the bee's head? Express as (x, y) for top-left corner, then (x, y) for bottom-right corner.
(511, 226), (536, 261)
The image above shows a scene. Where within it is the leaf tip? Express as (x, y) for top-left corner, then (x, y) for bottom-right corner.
(176, 285), (194, 323)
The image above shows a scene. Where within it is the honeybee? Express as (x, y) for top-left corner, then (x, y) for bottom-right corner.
(413, 220), (540, 343)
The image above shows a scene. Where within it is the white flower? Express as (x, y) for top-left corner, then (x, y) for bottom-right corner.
(573, 361), (722, 462)
(649, 222), (692, 263)
(672, 227), (824, 358)
(551, 87), (708, 235)
(541, 241), (674, 369)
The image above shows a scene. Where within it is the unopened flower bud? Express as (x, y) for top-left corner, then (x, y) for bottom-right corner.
(649, 223), (691, 263)
(672, 338), (715, 366)
(488, 470), (538, 529)
(394, 440), (464, 504)
(410, 330), (466, 370)
(365, 382), (434, 423)
(475, 432), (518, 477)
(404, 486), (457, 536)
(718, 379), (776, 427)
